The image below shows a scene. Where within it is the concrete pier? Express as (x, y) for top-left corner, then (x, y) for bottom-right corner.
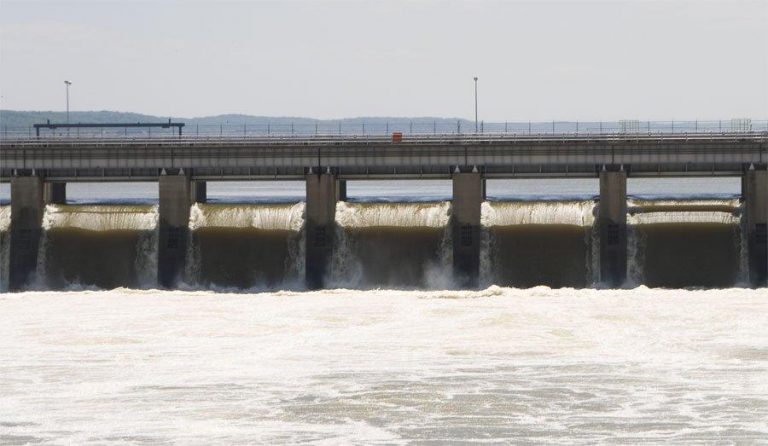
(158, 173), (192, 288)
(306, 173), (338, 289)
(9, 176), (45, 290)
(743, 168), (767, 286)
(452, 171), (484, 287)
(191, 181), (207, 203)
(43, 182), (66, 204)
(336, 179), (347, 202)
(599, 169), (627, 287)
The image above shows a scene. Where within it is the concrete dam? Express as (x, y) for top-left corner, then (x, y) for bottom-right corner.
(1, 132), (766, 291)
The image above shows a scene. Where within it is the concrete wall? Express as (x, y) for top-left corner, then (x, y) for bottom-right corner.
(743, 168), (767, 286)
(305, 174), (337, 289)
(452, 172), (484, 287)
(599, 170), (627, 287)
(158, 174), (192, 288)
(9, 176), (45, 290)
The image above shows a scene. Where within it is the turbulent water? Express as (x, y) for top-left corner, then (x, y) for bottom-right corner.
(186, 203), (305, 289)
(0, 195), (756, 290)
(627, 199), (744, 288)
(37, 204), (158, 290)
(481, 201), (596, 288)
(330, 202), (452, 288)
(1, 180), (766, 443)
(1, 287), (767, 444)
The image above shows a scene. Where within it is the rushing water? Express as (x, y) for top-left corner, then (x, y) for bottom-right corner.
(1, 287), (767, 444)
(1, 179), (766, 443)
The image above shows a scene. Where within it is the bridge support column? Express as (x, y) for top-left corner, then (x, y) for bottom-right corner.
(743, 168), (767, 286)
(306, 173), (338, 289)
(43, 182), (66, 204)
(336, 179), (347, 202)
(158, 173), (192, 288)
(452, 172), (484, 287)
(191, 181), (207, 203)
(599, 169), (627, 287)
(9, 176), (45, 291)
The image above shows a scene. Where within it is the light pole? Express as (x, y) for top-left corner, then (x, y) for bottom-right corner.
(64, 80), (72, 123)
(473, 77), (478, 133)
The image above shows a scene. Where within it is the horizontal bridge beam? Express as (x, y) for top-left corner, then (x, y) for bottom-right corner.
(1, 134), (765, 181)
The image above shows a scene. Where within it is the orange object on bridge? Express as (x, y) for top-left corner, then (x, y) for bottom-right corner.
(391, 132), (403, 143)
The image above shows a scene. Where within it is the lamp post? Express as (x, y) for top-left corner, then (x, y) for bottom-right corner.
(473, 76), (478, 133)
(64, 80), (72, 123)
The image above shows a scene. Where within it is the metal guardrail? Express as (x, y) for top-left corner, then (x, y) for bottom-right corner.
(1, 132), (766, 148)
(1, 120), (766, 140)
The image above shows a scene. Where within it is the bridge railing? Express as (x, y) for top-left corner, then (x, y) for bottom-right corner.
(1, 119), (767, 139)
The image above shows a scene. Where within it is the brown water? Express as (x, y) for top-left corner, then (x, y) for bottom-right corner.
(190, 227), (300, 288)
(486, 224), (592, 288)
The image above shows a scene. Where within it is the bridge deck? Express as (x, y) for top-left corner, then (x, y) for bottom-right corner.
(2, 133), (766, 181)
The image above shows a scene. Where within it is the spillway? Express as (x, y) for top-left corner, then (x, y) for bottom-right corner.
(330, 201), (452, 288)
(0, 195), (758, 291)
(38, 204), (158, 289)
(627, 199), (743, 288)
(480, 200), (596, 288)
(186, 203), (305, 289)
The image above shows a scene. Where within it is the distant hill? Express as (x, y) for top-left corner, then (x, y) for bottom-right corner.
(0, 110), (472, 129)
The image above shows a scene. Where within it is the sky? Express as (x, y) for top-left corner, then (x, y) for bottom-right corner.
(0, 0), (766, 121)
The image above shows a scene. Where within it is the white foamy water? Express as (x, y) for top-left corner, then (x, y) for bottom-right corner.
(0, 206), (10, 232)
(336, 201), (450, 227)
(627, 199), (741, 224)
(41, 204), (158, 231)
(1, 287), (767, 444)
(482, 200), (596, 226)
(189, 202), (305, 231)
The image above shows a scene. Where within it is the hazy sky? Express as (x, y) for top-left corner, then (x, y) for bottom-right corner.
(1, 0), (766, 121)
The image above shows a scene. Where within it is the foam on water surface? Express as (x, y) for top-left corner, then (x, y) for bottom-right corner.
(189, 202), (305, 231)
(42, 204), (158, 231)
(335, 201), (451, 228)
(0, 287), (767, 444)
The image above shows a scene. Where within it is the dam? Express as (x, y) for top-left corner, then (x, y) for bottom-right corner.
(1, 131), (766, 291)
